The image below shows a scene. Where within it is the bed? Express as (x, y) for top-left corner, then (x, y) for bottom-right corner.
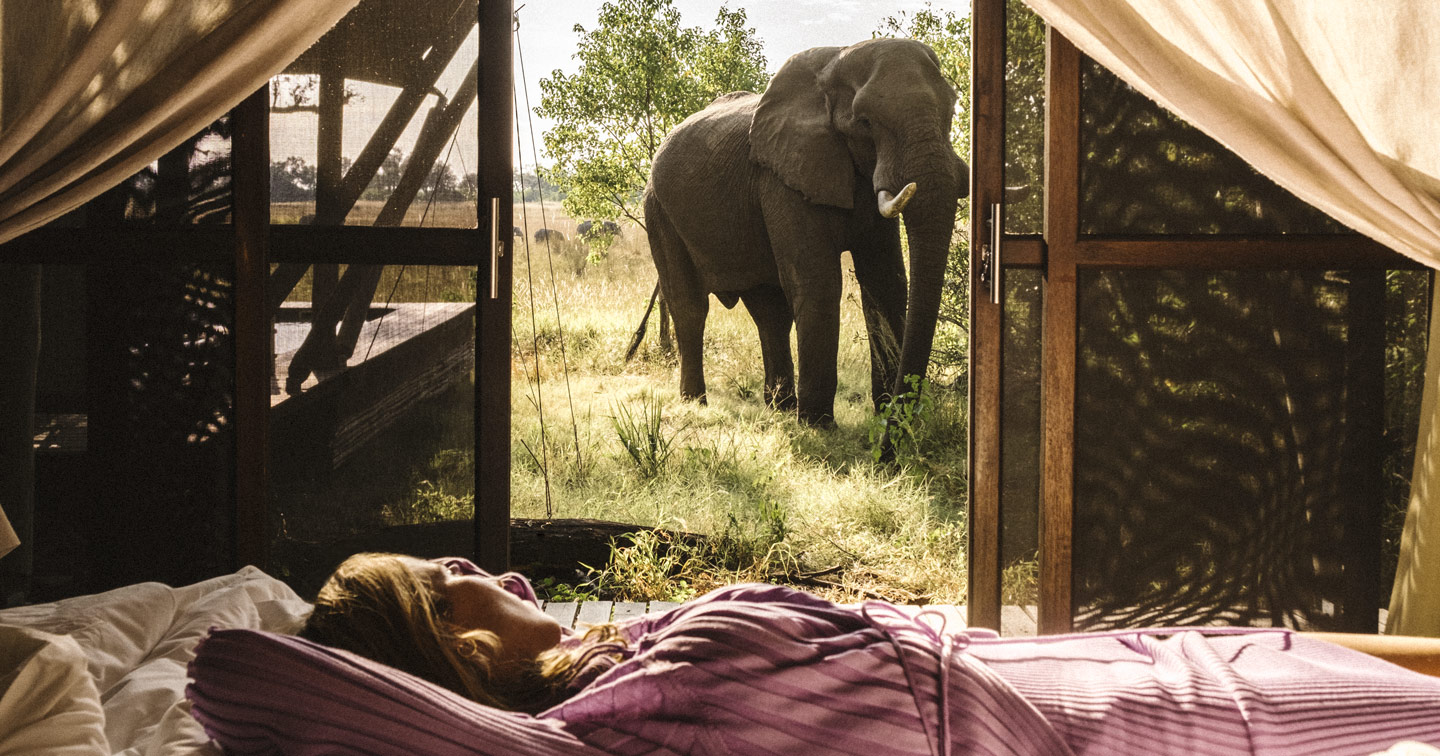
(5, 567), (1440, 756)
(0, 566), (309, 755)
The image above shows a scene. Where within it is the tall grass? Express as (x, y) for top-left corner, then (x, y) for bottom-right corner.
(268, 200), (999, 606)
(506, 205), (981, 605)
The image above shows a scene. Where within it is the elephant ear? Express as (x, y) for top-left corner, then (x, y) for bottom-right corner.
(750, 46), (854, 210)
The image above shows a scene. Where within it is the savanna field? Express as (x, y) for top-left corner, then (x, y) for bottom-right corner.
(503, 203), (1031, 607)
(270, 200), (1037, 607)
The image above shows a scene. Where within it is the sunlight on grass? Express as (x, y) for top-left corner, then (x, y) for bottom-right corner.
(502, 205), (984, 605)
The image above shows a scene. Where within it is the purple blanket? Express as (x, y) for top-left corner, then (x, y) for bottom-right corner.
(187, 583), (1440, 755)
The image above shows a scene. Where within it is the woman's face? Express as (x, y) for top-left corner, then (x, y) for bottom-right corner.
(405, 558), (562, 662)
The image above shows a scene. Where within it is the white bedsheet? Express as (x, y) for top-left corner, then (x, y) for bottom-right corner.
(0, 566), (311, 755)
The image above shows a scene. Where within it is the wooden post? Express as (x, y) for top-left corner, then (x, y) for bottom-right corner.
(1038, 30), (1079, 635)
(968, 0), (1004, 632)
(233, 87), (272, 569)
(475, 0), (513, 573)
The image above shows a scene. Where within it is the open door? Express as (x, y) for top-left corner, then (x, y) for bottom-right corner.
(253, 0), (514, 593)
(969, 0), (1428, 634)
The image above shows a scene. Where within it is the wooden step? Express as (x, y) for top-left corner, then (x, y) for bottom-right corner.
(540, 600), (1040, 636)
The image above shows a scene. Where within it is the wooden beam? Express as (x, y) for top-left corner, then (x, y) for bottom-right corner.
(999, 236), (1045, 267)
(475, 0), (513, 573)
(1038, 29), (1079, 635)
(232, 86), (271, 570)
(967, 0), (1005, 633)
(1338, 270), (1384, 631)
(271, 226), (481, 264)
(1075, 235), (1415, 269)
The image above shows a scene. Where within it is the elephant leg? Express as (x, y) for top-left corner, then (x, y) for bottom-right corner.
(740, 286), (795, 410)
(645, 196), (709, 403)
(761, 190), (844, 426)
(850, 218), (908, 412)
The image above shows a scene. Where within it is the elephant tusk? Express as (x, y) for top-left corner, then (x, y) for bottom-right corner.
(877, 183), (917, 218)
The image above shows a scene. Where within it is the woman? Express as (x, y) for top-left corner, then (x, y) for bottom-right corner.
(191, 552), (1440, 756)
(299, 553), (625, 713)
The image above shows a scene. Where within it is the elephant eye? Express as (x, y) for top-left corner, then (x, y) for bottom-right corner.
(857, 116), (872, 130)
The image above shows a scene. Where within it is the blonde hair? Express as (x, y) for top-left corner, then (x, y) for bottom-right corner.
(300, 553), (624, 712)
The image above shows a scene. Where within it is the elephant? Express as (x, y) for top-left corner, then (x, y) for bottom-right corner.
(534, 227), (566, 242)
(644, 38), (969, 426)
(513, 225), (523, 238)
(578, 220), (621, 241)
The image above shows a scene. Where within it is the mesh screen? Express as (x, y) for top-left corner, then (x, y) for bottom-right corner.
(77, 119), (235, 225)
(1001, 269), (1042, 607)
(1003, 0), (1045, 235)
(270, 0), (479, 227)
(265, 0), (482, 595)
(86, 262), (237, 590)
(1079, 60), (1344, 236)
(35, 127), (241, 594)
(269, 265), (476, 597)
(1072, 268), (1388, 631)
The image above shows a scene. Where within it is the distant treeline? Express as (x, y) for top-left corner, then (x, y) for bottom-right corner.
(514, 169), (565, 203)
(271, 149), (477, 203)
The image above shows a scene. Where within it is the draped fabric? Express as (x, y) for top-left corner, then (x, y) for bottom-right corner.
(1392, 297), (1440, 636)
(1018, 0), (1440, 266)
(1019, 0), (1440, 636)
(0, 0), (360, 599)
(0, 0), (361, 247)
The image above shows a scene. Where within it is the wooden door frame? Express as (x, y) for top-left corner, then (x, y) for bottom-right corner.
(970, 8), (1418, 634)
(475, 0), (514, 573)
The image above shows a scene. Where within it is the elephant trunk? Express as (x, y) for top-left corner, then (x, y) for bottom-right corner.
(891, 153), (963, 403)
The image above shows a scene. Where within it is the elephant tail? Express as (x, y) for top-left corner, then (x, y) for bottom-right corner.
(624, 281), (663, 362)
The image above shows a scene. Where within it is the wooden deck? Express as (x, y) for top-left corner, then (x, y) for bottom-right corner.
(541, 600), (1042, 636)
(272, 301), (473, 403)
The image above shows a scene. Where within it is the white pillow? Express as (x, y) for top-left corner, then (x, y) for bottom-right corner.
(0, 624), (109, 755)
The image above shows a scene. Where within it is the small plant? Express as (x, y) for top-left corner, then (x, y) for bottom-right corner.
(758, 498), (789, 545)
(727, 374), (759, 400)
(533, 576), (599, 603)
(1001, 555), (1039, 606)
(868, 374), (935, 462)
(612, 393), (681, 478)
(589, 529), (699, 602)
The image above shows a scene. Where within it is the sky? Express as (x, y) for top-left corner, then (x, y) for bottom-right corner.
(513, 0), (968, 167)
(270, 1), (970, 176)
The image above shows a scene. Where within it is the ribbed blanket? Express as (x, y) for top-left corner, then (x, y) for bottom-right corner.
(187, 583), (1440, 755)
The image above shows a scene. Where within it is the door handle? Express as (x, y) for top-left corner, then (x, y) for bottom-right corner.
(979, 202), (1002, 305)
(489, 197), (504, 300)
(989, 202), (1002, 304)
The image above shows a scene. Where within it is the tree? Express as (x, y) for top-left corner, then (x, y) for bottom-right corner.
(268, 74), (363, 113)
(536, 0), (768, 235)
(421, 162), (466, 202)
(513, 168), (565, 203)
(363, 148), (406, 201)
(271, 156), (316, 202)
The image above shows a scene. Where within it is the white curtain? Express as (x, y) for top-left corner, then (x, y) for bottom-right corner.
(0, 0), (361, 246)
(1019, 0), (1440, 634)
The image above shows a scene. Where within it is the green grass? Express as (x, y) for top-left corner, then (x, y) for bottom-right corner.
(271, 201), (1014, 607)
(505, 206), (982, 606)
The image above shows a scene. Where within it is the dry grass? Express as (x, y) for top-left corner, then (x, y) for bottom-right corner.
(507, 204), (979, 606)
(268, 198), (996, 607)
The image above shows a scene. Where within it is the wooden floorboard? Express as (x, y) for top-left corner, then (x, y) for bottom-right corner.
(574, 601), (612, 628)
(541, 600), (1384, 636)
(542, 600), (1042, 636)
(542, 601), (577, 628)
